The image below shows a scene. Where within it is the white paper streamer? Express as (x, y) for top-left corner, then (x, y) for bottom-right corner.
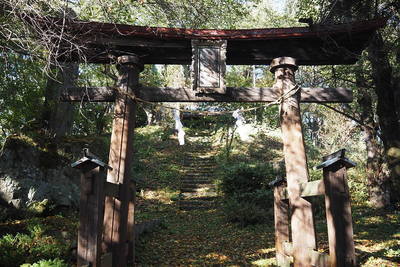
(232, 109), (245, 127)
(173, 109), (185, 145)
(232, 109), (251, 141)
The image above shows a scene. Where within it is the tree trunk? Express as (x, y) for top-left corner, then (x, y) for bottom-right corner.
(356, 63), (392, 208)
(42, 63), (79, 137)
(368, 32), (400, 206)
(368, 33), (400, 148)
(363, 125), (391, 208)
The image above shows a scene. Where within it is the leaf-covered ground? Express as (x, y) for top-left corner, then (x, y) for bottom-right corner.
(134, 199), (400, 266)
(0, 127), (399, 266)
(136, 201), (277, 266)
(0, 202), (398, 266)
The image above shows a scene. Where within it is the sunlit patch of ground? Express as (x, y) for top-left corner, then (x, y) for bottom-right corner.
(135, 202), (400, 266)
(135, 202), (276, 266)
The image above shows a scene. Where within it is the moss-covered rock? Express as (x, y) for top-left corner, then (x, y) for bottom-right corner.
(0, 135), (109, 220)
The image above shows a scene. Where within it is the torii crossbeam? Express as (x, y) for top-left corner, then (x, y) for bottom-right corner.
(40, 16), (386, 267)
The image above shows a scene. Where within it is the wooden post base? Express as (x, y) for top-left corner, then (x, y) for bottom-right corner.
(272, 149), (357, 267)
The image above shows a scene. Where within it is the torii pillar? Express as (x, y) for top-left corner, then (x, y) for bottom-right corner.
(271, 57), (317, 266)
(103, 55), (142, 266)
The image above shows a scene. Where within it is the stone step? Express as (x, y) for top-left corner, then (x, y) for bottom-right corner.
(181, 183), (212, 187)
(182, 181), (215, 188)
(182, 174), (213, 178)
(181, 181), (213, 186)
(182, 191), (218, 198)
(185, 158), (216, 161)
(179, 142), (219, 205)
(182, 170), (215, 174)
(183, 160), (217, 166)
(183, 165), (216, 168)
(181, 178), (213, 182)
(183, 166), (215, 170)
(181, 185), (216, 191)
(185, 161), (213, 164)
(184, 173), (214, 178)
(181, 178), (212, 185)
(182, 170), (215, 175)
(183, 177), (214, 181)
(179, 200), (213, 206)
(185, 153), (216, 156)
(184, 158), (216, 162)
(182, 178), (213, 182)
(192, 196), (218, 201)
(181, 186), (216, 193)
(184, 167), (216, 170)
(179, 205), (214, 210)
(184, 164), (216, 168)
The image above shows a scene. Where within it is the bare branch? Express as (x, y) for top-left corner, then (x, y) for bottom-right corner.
(322, 103), (381, 138)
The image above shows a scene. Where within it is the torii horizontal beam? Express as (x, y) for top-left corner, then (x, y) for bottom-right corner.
(61, 86), (352, 103)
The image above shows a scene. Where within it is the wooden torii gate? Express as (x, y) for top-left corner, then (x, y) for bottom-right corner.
(52, 17), (386, 267)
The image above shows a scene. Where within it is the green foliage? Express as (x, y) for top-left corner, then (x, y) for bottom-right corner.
(0, 53), (47, 143)
(140, 65), (166, 87)
(348, 167), (370, 205)
(226, 66), (253, 87)
(79, 0), (255, 28)
(21, 259), (68, 267)
(220, 162), (274, 195)
(27, 200), (50, 215)
(220, 162), (275, 226)
(223, 198), (272, 226)
(295, 0), (325, 23)
(384, 244), (400, 258)
(239, 0), (300, 28)
(0, 218), (70, 267)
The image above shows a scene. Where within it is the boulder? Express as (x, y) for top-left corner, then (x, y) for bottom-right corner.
(0, 137), (80, 215)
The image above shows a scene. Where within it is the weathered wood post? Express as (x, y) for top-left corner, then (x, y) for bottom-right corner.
(318, 149), (356, 267)
(271, 57), (317, 266)
(72, 150), (110, 267)
(270, 177), (290, 267)
(103, 55), (142, 267)
(127, 181), (137, 264)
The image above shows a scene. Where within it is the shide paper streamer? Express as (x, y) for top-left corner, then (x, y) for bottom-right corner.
(173, 109), (185, 145)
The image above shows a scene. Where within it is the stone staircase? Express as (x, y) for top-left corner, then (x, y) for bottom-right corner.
(179, 140), (218, 210)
